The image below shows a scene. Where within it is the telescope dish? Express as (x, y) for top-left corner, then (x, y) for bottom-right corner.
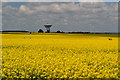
(44, 24), (52, 33)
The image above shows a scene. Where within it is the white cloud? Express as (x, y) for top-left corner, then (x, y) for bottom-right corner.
(2, 0), (118, 2)
(2, 2), (118, 32)
(19, 5), (29, 12)
(19, 5), (35, 14)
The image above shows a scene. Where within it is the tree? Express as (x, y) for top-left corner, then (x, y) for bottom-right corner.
(56, 30), (61, 33)
(38, 29), (44, 33)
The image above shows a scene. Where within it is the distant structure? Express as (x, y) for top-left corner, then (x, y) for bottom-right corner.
(44, 24), (52, 33)
(29, 32), (32, 34)
(38, 29), (44, 33)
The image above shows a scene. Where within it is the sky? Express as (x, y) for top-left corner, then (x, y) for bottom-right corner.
(2, 2), (118, 32)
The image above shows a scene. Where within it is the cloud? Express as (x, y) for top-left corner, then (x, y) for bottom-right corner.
(19, 5), (35, 14)
(2, 2), (118, 32)
(2, 0), (118, 2)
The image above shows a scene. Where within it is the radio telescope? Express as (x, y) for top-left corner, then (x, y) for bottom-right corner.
(44, 24), (52, 33)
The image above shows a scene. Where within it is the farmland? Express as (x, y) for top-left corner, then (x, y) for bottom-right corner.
(2, 33), (119, 79)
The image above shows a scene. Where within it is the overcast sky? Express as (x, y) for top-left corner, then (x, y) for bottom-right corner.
(2, 2), (118, 32)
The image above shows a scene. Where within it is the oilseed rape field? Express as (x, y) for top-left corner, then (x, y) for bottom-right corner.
(2, 33), (119, 79)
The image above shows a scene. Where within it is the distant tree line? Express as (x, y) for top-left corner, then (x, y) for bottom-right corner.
(68, 32), (90, 34)
(38, 29), (64, 33)
(1, 30), (29, 32)
(1, 29), (118, 34)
